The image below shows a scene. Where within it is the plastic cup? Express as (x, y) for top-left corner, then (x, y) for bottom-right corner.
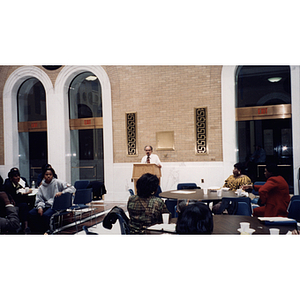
(162, 213), (169, 224)
(203, 188), (207, 195)
(237, 189), (242, 196)
(217, 189), (222, 197)
(240, 222), (250, 232)
(269, 228), (280, 235)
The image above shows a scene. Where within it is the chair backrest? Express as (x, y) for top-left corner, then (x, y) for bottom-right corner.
(177, 183), (199, 190)
(52, 192), (73, 211)
(165, 199), (177, 218)
(74, 180), (90, 190)
(116, 213), (130, 234)
(155, 185), (162, 197)
(252, 181), (266, 195)
(288, 200), (300, 222)
(236, 202), (252, 216)
(290, 195), (300, 202)
(221, 197), (252, 216)
(103, 206), (130, 234)
(87, 181), (106, 200)
(73, 188), (93, 205)
(235, 197), (252, 216)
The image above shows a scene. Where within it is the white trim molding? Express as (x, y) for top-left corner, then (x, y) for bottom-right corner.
(2, 66), (53, 176)
(55, 66), (114, 198)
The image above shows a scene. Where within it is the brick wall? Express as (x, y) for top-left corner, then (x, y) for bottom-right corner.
(103, 65), (223, 164)
(0, 65), (223, 166)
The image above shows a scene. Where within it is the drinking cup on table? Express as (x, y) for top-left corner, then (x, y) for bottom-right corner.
(237, 189), (242, 196)
(217, 189), (222, 197)
(25, 187), (29, 193)
(203, 188), (207, 195)
(269, 228), (280, 235)
(240, 222), (250, 232)
(162, 213), (169, 224)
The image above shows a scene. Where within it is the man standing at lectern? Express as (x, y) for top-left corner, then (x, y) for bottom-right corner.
(141, 145), (162, 168)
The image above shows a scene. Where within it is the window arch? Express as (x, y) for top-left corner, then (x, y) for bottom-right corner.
(55, 66), (113, 198)
(3, 66), (53, 171)
(68, 71), (104, 183)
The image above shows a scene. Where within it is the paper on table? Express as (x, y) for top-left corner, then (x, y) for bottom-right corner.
(171, 190), (196, 194)
(29, 189), (38, 196)
(258, 217), (296, 222)
(147, 223), (176, 232)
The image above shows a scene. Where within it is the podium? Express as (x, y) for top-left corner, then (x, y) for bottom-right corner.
(132, 163), (162, 194)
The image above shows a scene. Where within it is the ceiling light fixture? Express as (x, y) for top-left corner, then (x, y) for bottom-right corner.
(268, 77), (282, 83)
(85, 75), (98, 81)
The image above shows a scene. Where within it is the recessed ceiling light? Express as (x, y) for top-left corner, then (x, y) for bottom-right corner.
(268, 77), (282, 83)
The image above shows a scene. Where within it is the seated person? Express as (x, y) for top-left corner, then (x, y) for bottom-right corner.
(36, 163), (57, 187)
(212, 162), (252, 213)
(176, 202), (213, 234)
(2, 167), (32, 231)
(28, 166), (75, 234)
(223, 162), (252, 191)
(127, 173), (170, 233)
(242, 163), (290, 217)
(0, 191), (21, 233)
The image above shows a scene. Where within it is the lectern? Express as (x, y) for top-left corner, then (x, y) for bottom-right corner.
(132, 163), (162, 194)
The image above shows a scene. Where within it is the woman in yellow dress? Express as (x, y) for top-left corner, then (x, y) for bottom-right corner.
(212, 162), (252, 214)
(223, 162), (252, 191)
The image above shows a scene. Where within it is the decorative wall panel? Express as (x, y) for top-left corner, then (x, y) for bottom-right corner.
(126, 112), (137, 156)
(195, 107), (207, 154)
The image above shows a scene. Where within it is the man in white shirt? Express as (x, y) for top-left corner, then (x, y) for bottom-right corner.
(141, 145), (162, 168)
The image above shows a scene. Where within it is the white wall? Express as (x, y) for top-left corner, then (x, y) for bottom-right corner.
(112, 161), (230, 202)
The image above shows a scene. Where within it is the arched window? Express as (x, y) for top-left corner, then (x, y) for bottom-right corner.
(17, 77), (47, 183)
(69, 72), (104, 183)
(236, 66), (293, 191)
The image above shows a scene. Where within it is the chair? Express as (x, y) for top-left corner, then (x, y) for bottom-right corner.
(165, 199), (178, 218)
(103, 206), (130, 234)
(221, 197), (252, 216)
(49, 192), (73, 233)
(177, 183), (200, 190)
(236, 202), (252, 216)
(288, 200), (300, 222)
(87, 181), (106, 200)
(155, 185), (162, 197)
(74, 180), (90, 190)
(70, 188), (94, 231)
(290, 195), (300, 202)
(83, 225), (98, 235)
(252, 181), (265, 196)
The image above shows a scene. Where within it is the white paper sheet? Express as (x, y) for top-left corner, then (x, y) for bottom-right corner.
(170, 190), (196, 194)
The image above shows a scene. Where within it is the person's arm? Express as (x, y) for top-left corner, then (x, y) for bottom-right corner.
(153, 154), (162, 168)
(0, 206), (21, 233)
(55, 181), (76, 197)
(240, 176), (253, 191)
(35, 189), (46, 210)
(257, 179), (275, 205)
(0, 192), (20, 233)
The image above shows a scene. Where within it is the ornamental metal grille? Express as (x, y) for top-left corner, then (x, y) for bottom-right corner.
(126, 112), (137, 155)
(195, 107), (207, 154)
